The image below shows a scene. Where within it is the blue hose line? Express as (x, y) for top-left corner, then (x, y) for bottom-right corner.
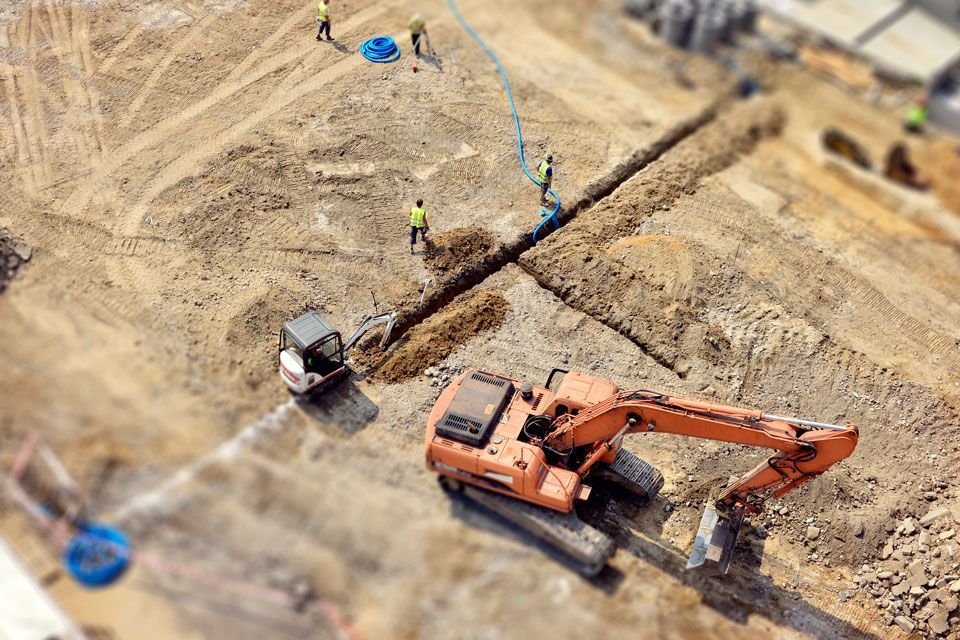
(446, 0), (561, 245)
(360, 36), (401, 63)
(63, 522), (132, 588)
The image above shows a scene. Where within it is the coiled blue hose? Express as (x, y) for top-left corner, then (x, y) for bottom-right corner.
(446, 0), (561, 245)
(360, 36), (401, 63)
(63, 522), (131, 588)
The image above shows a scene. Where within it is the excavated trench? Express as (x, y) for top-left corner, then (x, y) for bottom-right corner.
(363, 102), (725, 354)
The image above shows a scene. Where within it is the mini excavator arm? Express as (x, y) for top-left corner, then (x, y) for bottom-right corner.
(543, 390), (858, 572)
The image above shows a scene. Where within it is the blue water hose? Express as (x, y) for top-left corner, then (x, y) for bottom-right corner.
(446, 0), (561, 245)
(63, 522), (132, 588)
(360, 36), (401, 63)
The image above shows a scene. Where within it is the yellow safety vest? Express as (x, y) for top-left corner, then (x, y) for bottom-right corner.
(410, 17), (425, 34)
(317, 3), (329, 20)
(537, 161), (551, 184)
(410, 207), (426, 228)
(907, 105), (928, 127)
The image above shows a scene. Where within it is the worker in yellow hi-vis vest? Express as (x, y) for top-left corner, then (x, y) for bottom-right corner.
(316, 0), (333, 41)
(410, 199), (430, 254)
(410, 14), (428, 58)
(537, 153), (554, 206)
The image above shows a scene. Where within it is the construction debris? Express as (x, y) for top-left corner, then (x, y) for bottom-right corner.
(850, 507), (960, 636)
(0, 229), (31, 293)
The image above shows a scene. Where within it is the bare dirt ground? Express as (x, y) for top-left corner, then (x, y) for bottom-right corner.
(2, 0), (960, 639)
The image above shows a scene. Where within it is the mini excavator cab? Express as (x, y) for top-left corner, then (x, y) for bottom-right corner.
(279, 311), (346, 395)
(278, 308), (398, 395)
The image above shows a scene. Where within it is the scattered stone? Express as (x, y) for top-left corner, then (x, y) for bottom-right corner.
(894, 615), (915, 633)
(950, 579), (960, 593)
(807, 526), (822, 541)
(853, 521), (865, 538)
(941, 530), (956, 542)
(921, 508), (951, 526)
(909, 585), (925, 596)
(921, 531), (932, 546)
(929, 609), (949, 635)
(12, 242), (31, 261)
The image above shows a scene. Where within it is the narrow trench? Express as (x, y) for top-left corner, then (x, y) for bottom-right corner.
(377, 104), (722, 353)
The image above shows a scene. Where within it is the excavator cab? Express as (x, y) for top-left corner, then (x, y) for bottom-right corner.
(279, 311), (346, 395)
(278, 308), (399, 395)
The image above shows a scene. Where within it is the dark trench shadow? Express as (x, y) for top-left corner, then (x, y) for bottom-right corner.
(293, 378), (378, 434)
(615, 521), (883, 640)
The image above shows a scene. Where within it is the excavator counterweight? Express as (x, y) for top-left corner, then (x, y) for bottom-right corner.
(425, 368), (858, 575)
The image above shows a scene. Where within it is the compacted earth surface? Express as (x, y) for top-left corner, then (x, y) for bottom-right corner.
(2, 1), (960, 638)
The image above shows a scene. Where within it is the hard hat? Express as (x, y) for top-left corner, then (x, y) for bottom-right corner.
(546, 153), (554, 162)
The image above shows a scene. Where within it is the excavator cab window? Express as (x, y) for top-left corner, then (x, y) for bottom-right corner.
(304, 334), (343, 375)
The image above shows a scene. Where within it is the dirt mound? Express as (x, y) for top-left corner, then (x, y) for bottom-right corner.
(367, 289), (510, 383)
(915, 138), (960, 215)
(0, 229), (32, 293)
(424, 226), (495, 276)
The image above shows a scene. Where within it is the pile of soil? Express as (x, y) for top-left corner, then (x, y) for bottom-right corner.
(424, 226), (495, 276)
(915, 138), (960, 216)
(0, 229), (32, 294)
(367, 288), (509, 383)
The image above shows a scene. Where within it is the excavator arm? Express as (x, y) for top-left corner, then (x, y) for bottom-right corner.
(544, 390), (858, 572)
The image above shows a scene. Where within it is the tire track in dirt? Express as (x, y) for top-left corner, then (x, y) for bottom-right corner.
(57, 0), (399, 219)
(117, 13), (215, 130)
(677, 182), (960, 388)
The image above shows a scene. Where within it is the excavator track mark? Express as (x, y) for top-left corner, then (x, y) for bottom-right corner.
(593, 448), (664, 502)
(460, 485), (614, 576)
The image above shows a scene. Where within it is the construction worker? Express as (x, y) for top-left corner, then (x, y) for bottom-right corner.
(904, 97), (928, 134)
(316, 0), (333, 41)
(410, 14), (427, 57)
(410, 199), (429, 253)
(537, 154), (554, 206)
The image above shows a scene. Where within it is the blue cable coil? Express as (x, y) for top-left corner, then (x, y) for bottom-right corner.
(360, 36), (401, 63)
(446, 0), (561, 245)
(63, 522), (132, 588)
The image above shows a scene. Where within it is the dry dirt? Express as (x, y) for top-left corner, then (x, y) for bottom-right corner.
(363, 287), (509, 383)
(3, 0), (960, 639)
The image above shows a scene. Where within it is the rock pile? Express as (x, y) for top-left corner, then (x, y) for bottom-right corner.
(848, 506), (959, 637)
(0, 230), (31, 293)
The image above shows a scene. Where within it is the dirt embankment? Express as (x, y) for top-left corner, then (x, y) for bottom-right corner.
(362, 288), (510, 383)
(520, 100), (784, 372)
(916, 138), (960, 217)
(424, 226), (495, 277)
(0, 229), (32, 294)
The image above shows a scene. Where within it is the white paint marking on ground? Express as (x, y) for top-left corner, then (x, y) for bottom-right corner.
(112, 399), (298, 521)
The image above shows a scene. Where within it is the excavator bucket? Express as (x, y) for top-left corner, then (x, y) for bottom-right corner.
(686, 501), (743, 574)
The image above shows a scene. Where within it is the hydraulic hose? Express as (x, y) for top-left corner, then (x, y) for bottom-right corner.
(446, 0), (561, 245)
(360, 36), (401, 63)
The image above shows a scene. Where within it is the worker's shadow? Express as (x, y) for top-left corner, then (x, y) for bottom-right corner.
(614, 522), (883, 639)
(419, 53), (443, 72)
(294, 379), (378, 434)
(330, 41), (351, 55)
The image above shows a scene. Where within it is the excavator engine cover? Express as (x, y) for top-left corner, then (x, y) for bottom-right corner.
(435, 371), (515, 447)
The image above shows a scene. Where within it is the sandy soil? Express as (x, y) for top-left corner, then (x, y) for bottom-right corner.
(2, 0), (960, 638)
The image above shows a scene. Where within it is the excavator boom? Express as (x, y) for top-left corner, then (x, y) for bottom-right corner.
(425, 368), (858, 575)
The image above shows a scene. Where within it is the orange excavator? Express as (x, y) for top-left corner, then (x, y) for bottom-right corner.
(425, 368), (858, 575)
